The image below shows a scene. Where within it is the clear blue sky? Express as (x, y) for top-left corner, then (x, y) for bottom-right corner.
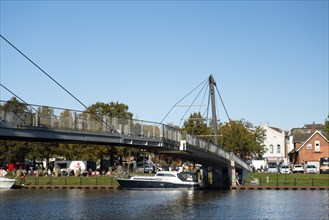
(0, 1), (328, 131)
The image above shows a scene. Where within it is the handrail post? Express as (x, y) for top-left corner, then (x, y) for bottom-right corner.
(73, 112), (77, 130)
(36, 112), (39, 127)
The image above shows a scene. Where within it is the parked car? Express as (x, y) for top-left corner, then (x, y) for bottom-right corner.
(293, 164), (304, 173)
(280, 165), (291, 174)
(267, 165), (278, 173)
(306, 165), (317, 174)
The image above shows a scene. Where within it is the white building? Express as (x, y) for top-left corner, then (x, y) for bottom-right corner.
(260, 124), (286, 165)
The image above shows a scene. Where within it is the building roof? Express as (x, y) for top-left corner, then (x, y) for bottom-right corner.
(303, 123), (324, 130)
(290, 122), (328, 142)
(295, 130), (329, 152)
(292, 132), (314, 143)
(269, 126), (283, 133)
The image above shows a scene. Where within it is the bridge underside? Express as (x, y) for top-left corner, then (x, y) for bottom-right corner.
(0, 125), (250, 188)
(1, 126), (233, 169)
(157, 148), (231, 169)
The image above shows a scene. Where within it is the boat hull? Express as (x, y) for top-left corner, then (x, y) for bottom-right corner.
(0, 177), (16, 189)
(117, 179), (198, 189)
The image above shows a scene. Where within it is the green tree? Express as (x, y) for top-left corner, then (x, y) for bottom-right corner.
(58, 109), (73, 129)
(0, 97), (28, 113)
(0, 141), (29, 163)
(324, 116), (329, 133)
(218, 120), (266, 159)
(0, 98), (31, 164)
(38, 106), (54, 127)
(78, 101), (134, 163)
(25, 142), (58, 169)
(182, 112), (212, 139)
(86, 101), (133, 119)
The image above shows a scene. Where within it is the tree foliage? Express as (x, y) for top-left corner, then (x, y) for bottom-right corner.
(86, 101), (133, 119)
(218, 120), (266, 159)
(182, 112), (212, 138)
(324, 116), (329, 133)
(0, 141), (28, 163)
(182, 113), (266, 160)
(0, 97), (28, 113)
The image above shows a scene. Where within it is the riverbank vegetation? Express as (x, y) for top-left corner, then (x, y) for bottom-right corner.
(16, 175), (119, 186)
(12, 172), (329, 188)
(246, 173), (329, 186)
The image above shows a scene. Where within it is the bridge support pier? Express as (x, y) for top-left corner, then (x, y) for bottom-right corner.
(229, 166), (237, 187)
(229, 156), (237, 187)
(201, 166), (209, 189)
(211, 168), (223, 189)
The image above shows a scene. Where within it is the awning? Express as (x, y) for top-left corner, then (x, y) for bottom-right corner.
(266, 157), (284, 164)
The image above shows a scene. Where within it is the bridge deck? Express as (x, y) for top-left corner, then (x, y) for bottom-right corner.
(0, 105), (250, 171)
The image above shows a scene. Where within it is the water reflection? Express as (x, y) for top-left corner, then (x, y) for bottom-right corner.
(0, 189), (328, 219)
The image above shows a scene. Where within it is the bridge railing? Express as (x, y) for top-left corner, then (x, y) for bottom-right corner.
(0, 101), (182, 142)
(185, 133), (250, 170)
(185, 133), (231, 160)
(0, 101), (248, 169)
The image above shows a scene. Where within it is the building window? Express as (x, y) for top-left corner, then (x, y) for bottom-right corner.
(315, 140), (320, 152)
(277, 144), (281, 154)
(307, 143), (312, 149)
(270, 145), (274, 153)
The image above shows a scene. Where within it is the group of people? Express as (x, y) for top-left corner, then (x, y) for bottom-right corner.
(251, 165), (267, 173)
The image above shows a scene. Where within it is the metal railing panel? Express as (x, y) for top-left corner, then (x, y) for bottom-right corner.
(0, 101), (250, 170)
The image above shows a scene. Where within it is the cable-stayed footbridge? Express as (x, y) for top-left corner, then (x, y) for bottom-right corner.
(0, 35), (250, 188)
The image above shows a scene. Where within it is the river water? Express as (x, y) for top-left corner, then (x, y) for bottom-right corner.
(0, 189), (328, 220)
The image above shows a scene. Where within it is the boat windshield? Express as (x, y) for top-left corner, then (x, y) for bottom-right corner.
(177, 172), (197, 182)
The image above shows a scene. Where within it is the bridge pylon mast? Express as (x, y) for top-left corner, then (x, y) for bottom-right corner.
(209, 75), (218, 145)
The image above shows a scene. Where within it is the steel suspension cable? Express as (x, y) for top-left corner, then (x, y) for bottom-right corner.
(0, 83), (36, 124)
(0, 83), (38, 112)
(179, 80), (208, 127)
(0, 35), (114, 131)
(190, 84), (210, 136)
(214, 84), (231, 122)
(1, 83), (65, 125)
(160, 77), (208, 125)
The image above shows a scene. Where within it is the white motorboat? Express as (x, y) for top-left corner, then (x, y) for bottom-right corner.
(0, 176), (16, 189)
(116, 171), (199, 189)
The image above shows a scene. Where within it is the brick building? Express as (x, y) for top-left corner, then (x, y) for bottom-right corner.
(288, 130), (329, 170)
